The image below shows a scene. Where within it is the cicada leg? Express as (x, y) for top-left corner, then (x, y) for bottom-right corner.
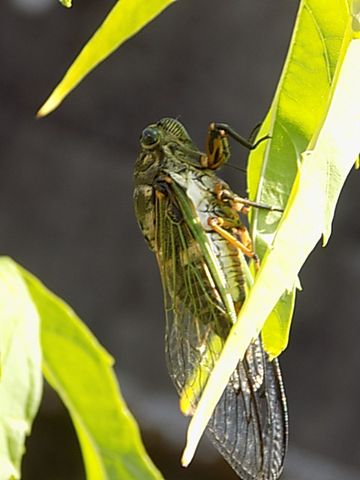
(215, 184), (284, 213)
(201, 122), (271, 170)
(215, 122), (271, 151)
(247, 121), (262, 144)
(209, 183), (283, 270)
(208, 216), (260, 270)
(199, 123), (230, 169)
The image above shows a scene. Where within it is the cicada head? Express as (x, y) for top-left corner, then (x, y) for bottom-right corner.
(134, 124), (162, 187)
(135, 118), (203, 187)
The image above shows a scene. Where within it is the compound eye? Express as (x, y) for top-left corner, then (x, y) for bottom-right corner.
(140, 127), (160, 148)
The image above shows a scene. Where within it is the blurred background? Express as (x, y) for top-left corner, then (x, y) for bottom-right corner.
(1, 0), (360, 479)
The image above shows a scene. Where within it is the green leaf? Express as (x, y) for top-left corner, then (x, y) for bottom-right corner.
(247, 0), (350, 357)
(59, 0), (72, 8)
(20, 267), (163, 480)
(0, 257), (42, 480)
(183, 0), (358, 465)
(38, 0), (177, 117)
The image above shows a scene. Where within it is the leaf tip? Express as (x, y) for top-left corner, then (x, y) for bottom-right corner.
(180, 446), (192, 468)
(181, 424), (201, 468)
(36, 92), (62, 118)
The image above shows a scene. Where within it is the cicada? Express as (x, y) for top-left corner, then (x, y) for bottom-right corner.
(134, 118), (288, 479)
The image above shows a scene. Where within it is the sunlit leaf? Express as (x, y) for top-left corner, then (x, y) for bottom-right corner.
(183, 0), (357, 465)
(20, 267), (163, 480)
(59, 0), (72, 8)
(248, 0), (350, 357)
(38, 0), (176, 117)
(0, 257), (42, 480)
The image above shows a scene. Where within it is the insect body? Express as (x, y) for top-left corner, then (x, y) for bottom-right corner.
(134, 118), (288, 479)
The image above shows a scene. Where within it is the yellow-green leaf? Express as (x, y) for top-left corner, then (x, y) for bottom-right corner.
(0, 257), (42, 480)
(38, 0), (176, 117)
(247, 0), (350, 357)
(20, 267), (163, 480)
(59, 0), (72, 8)
(183, 0), (358, 466)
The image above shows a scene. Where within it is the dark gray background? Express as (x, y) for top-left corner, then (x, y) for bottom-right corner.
(1, 1), (360, 479)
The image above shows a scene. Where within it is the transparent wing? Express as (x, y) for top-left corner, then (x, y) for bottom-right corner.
(155, 188), (288, 480)
(207, 342), (288, 480)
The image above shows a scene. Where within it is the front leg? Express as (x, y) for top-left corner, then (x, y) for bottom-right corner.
(201, 122), (271, 170)
(202, 124), (231, 170)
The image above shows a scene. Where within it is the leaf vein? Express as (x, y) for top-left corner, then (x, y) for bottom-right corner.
(304, 2), (332, 84)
